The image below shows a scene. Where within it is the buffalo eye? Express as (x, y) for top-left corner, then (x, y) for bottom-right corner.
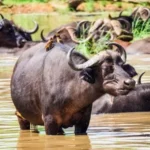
(103, 65), (114, 76)
(116, 56), (124, 66)
(105, 57), (113, 64)
(8, 27), (13, 32)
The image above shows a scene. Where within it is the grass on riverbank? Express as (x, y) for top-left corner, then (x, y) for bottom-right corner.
(76, 33), (110, 56)
(133, 19), (150, 41)
(3, 0), (49, 5)
(76, 18), (150, 56)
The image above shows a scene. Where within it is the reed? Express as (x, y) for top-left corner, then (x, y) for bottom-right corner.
(133, 18), (150, 41)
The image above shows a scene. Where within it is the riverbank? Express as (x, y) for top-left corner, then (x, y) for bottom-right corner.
(0, 0), (149, 14)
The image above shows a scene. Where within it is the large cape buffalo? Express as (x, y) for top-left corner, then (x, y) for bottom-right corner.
(11, 42), (136, 135)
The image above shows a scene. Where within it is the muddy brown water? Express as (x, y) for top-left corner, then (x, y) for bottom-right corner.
(1, 13), (150, 150)
(1, 53), (150, 150)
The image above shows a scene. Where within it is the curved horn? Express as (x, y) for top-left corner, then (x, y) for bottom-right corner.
(66, 27), (96, 44)
(99, 30), (114, 41)
(137, 72), (145, 84)
(108, 31), (115, 41)
(40, 29), (49, 42)
(98, 22), (108, 31)
(89, 19), (103, 33)
(67, 47), (104, 71)
(140, 7), (150, 21)
(119, 11), (123, 17)
(0, 14), (4, 19)
(24, 20), (39, 34)
(76, 20), (90, 37)
(131, 7), (139, 18)
(107, 42), (127, 63)
(118, 18), (131, 30)
(108, 14), (112, 19)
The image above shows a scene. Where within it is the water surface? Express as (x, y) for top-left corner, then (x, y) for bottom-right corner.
(1, 12), (150, 149)
(0, 53), (150, 150)
(3, 11), (120, 41)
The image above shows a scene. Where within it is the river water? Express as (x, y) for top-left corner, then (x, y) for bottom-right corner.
(1, 13), (150, 150)
(1, 51), (150, 150)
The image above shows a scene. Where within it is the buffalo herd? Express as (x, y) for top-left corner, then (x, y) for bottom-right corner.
(0, 6), (150, 135)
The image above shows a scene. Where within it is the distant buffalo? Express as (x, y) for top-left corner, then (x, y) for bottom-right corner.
(126, 37), (150, 54)
(0, 14), (39, 54)
(92, 73), (150, 114)
(41, 16), (133, 45)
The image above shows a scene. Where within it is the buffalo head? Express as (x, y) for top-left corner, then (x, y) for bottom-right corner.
(67, 42), (136, 96)
(108, 12), (133, 32)
(15, 20), (39, 41)
(0, 14), (39, 48)
(131, 7), (150, 22)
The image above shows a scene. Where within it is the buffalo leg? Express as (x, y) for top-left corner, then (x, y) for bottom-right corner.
(43, 114), (59, 135)
(75, 104), (92, 135)
(15, 111), (30, 130)
(58, 128), (64, 135)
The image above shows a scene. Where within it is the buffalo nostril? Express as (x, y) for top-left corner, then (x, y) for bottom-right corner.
(17, 38), (27, 47)
(20, 39), (27, 44)
(124, 79), (135, 89)
(16, 38), (27, 47)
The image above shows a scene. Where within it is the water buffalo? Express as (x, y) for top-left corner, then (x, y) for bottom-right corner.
(0, 14), (39, 48)
(92, 83), (150, 114)
(109, 7), (150, 28)
(126, 37), (150, 54)
(42, 21), (91, 42)
(11, 42), (135, 135)
(132, 6), (150, 22)
(92, 72), (150, 114)
(108, 12), (133, 33)
(14, 20), (39, 41)
(0, 41), (40, 55)
(42, 16), (133, 45)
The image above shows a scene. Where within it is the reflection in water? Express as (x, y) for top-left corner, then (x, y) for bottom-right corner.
(17, 131), (91, 150)
(1, 53), (150, 149)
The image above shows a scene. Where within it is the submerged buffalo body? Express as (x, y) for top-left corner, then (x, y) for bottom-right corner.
(92, 83), (150, 114)
(11, 42), (135, 135)
(126, 37), (150, 54)
(0, 17), (26, 48)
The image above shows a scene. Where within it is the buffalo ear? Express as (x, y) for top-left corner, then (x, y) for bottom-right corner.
(123, 64), (137, 77)
(80, 68), (95, 84)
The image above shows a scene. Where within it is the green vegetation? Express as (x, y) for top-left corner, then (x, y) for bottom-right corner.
(77, 17), (150, 56)
(133, 19), (150, 41)
(76, 33), (110, 56)
(85, 0), (95, 12)
(101, 0), (107, 7)
(2, 0), (150, 55)
(116, 2), (122, 8)
(3, 0), (49, 4)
